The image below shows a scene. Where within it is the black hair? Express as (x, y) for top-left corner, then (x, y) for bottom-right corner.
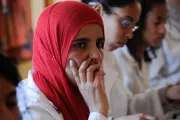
(0, 52), (21, 86)
(126, 0), (166, 62)
(82, 0), (140, 14)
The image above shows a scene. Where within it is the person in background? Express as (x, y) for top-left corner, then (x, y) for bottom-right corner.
(83, 0), (180, 119)
(0, 52), (21, 120)
(113, 0), (167, 94)
(150, 0), (180, 88)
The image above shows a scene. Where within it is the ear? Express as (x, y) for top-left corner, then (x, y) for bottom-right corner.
(92, 3), (104, 16)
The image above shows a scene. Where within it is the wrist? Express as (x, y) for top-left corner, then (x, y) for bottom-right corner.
(99, 109), (108, 117)
(90, 108), (108, 117)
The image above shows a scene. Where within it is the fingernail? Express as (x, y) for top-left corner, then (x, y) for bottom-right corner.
(70, 60), (73, 67)
(87, 58), (91, 62)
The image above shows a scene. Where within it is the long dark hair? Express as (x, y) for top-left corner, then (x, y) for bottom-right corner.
(126, 0), (166, 62)
(0, 52), (21, 86)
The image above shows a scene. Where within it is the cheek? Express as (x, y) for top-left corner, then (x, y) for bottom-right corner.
(104, 18), (119, 41)
(116, 24), (125, 42)
(146, 22), (158, 37)
(65, 50), (88, 83)
(67, 50), (88, 68)
(11, 106), (20, 120)
(0, 105), (20, 120)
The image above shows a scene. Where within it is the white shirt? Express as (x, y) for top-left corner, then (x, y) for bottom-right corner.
(17, 50), (165, 120)
(17, 70), (107, 120)
(113, 46), (150, 94)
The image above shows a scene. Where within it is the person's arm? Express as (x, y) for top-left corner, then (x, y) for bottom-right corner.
(158, 86), (180, 114)
(127, 89), (164, 120)
(127, 85), (180, 119)
(151, 72), (180, 88)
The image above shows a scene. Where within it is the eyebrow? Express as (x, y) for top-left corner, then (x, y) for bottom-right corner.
(97, 37), (105, 42)
(73, 38), (89, 42)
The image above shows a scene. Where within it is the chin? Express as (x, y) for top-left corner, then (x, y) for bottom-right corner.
(151, 43), (161, 48)
(151, 40), (163, 47)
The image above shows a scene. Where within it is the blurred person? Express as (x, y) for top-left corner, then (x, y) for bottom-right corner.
(0, 52), (21, 120)
(113, 0), (167, 94)
(150, 0), (180, 88)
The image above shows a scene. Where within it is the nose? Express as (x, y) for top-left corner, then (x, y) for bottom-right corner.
(89, 48), (103, 64)
(159, 24), (166, 35)
(124, 28), (133, 39)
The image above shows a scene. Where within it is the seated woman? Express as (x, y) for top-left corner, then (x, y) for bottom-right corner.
(113, 0), (167, 94)
(17, 1), (109, 120)
(0, 53), (21, 120)
(150, 0), (180, 88)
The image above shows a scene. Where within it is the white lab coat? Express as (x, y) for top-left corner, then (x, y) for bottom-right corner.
(113, 46), (150, 94)
(17, 50), (165, 120)
(150, 6), (180, 88)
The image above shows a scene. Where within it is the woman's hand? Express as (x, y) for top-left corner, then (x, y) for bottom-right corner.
(166, 84), (180, 103)
(70, 58), (109, 117)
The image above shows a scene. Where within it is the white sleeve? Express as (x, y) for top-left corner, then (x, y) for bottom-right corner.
(20, 106), (61, 120)
(88, 112), (107, 120)
(128, 89), (164, 120)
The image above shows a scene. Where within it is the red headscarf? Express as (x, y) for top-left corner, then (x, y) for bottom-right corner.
(32, 1), (104, 120)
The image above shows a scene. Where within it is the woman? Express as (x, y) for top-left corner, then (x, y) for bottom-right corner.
(83, 0), (180, 119)
(0, 53), (21, 120)
(113, 0), (167, 94)
(17, 1), (109, 120)
(150, 0), (180, 88)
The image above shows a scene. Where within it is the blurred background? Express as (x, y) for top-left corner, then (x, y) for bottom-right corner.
(0, 0), (80, 79)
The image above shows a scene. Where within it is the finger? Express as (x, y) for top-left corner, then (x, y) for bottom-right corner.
(70, 60), (80, 86)
(86, 64), (100, 83)
(78, 58), (91, 84)
(93, 71), (105, 89)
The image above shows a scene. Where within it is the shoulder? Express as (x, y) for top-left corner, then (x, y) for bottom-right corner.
(17, 70), (63, 120)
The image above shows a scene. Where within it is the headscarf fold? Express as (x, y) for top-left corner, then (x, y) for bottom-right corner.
(32, 1), (104, 120)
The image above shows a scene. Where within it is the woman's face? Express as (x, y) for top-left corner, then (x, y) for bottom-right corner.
(102, 2), (141, 51)
(143, 3), (167, 47)
(0, 76), (20, 120)
(65, 23), (104, 84)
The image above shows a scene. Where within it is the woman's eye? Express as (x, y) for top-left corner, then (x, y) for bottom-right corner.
(121, 20), (133, 28)
(96, 42), (104, 48)
(6, 100), (18, 110)
(76, 43), (86, 48)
